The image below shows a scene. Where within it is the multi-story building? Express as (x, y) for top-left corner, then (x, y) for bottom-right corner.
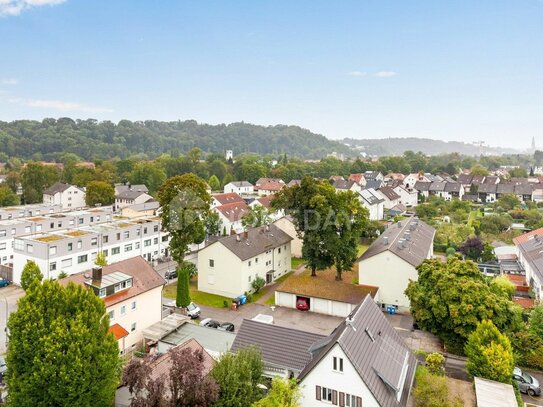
(0, 203), (62, 221)
(0, 206), (113, 266)
(12, 216), (169, 284)
(43, 182), (86, 209)
(59, 257), (165, 354)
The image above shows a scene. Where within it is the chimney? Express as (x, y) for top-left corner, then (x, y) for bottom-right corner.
(383, 236), (389, 246)
(244, 230), (249, 240)
(236, 234), (241, 242)
(92, 266), (102, 282)
(397, 221), (402, 228)
(266, 224), (270, 232)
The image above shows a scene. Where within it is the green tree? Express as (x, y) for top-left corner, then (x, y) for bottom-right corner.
(405, 257), (522, 353)
(0, 185), (19, 206)
(509, 167), (527, 178)
(251, 276), (266, 293)
(465, 320), (514, 383)
(253, 378), (301, 407)
(176, 262), (191, 308)
(273, 177), (335, 277)
(242, 205), (272, 229)
(208, 175), (221, 191)
(129, 162), (167, 195)
(496, 194), (521, 211)
(85, 181), (115, 207)
(413, 366), (462, 407)
(157, 174), (211, 264)
(205, 210), (222, 236)
(21, 161), (61, 204)
(470, 165), (489, 176)
(20, 260), (43, 291)
(6, 280), (120, 406)
(211, 346), (264, 407)
(529, 305), (543, 338)
(425, 353), (445, 376)
(95, 251), (108, 267)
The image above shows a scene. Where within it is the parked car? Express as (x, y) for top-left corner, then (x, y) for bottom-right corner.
(164, 270), (177, 280)
(513, 367), (541, 397)
(0, 356), (6, 378)
(218, 322), (235, 332)
(0, 279), (10, 288)
(199, 318), (220, 329)
(186, 302), (201, 319)
(296, 297), (310, 311)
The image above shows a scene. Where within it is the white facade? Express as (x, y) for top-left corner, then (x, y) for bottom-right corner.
(12, 218), (169, 284)
(393, 185), (418, 207)
(403, 173), (429, 189)
(299, 344), (378, 407)
(273, 217), (302, 258)
(197, 239), (291, 298)
(224, 182), (254, 195)
(115, 192), (153, 212)
(43, 184), (86, 210)
(358, 250), (430, 311)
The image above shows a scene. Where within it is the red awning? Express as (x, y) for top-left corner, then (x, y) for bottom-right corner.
(109, 323), (129, 340)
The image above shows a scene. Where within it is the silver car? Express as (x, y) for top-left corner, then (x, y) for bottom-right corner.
(513, 367), (541, 397)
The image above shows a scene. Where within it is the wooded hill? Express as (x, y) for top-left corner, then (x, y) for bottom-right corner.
(0, 119), (352, 161)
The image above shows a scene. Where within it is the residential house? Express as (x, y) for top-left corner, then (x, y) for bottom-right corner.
(115, 186), (153, 212)
(197, 224), (292, 298)
(364, 179), (384, 190)
(59, 257), (165, 354)
(443, 182), (464, 200)
(329, 175), (345, 183)
(287, 179), (301, 188)
(255, 178), (285, 191)
(334, 179), (362, 194)
(120, 200), (160, 218)
(12, 216), (168, 284)
(376, 187), (401, 210)
(428, 181), (447, 198)
(476, 184), (496, 203)
(359, 189), (385, 221)
(413, 181), (431, 200)
(272, 215), (302, 258)
(457, 173), (474, 191)
(348, 174), (367, 187)
(214, 201), (251, 234)
(514, 229), (543, 300)
(0, 203), (62, 221)
(249, 195), (284, 222)
(496, 183), (515, 199)
(403, 173), (430, 189)
(257, 180), (285, 196)
(533, 184), (543, 203)
(211, 192), (245, 208)
(358, 217), (435, 311)
(515, 184), (533, 202)
(224, 181), (254, 195)
(393, 185), (418, 207)
(43, 182), (86, 209)
(363, 171), (384, 182)
(385, 173), (405, 183)
(298, 295), (417, 407)
(472, 175), (486, 186)
(232, 319), (326, 378)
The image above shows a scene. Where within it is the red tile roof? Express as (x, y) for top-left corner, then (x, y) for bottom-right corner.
(513, 297), (535, 309)
(109, 323), (129, 340)
(213, 192), (245, 205)
(215, 201), (250, 221)
(348, 173), (365, 184)
(258, 181), (285, 192)
(513, 227), (543, 245)
(256, 195), (275, 209)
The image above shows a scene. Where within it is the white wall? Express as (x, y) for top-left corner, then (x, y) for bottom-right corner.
(274, 291), (357, 317)
(300, 344), (379, 407)
(44, 186), (86, 210)
(358, 251), (419, 311)
(273, 217), (302, 258)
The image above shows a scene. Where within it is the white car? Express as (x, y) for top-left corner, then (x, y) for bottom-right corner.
(186, 302), (201, 319)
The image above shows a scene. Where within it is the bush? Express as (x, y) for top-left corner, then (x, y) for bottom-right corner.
(251, 276), (266, 293)
(445, 247), (456, 257)
(413, 366), (462, 407)
(425, 353), (445, 376)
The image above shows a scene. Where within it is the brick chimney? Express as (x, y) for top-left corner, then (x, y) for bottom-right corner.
(92, 266), (102, 283)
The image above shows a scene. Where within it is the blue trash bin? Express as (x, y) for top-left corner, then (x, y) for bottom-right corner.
(386, 305), (396, 315)
(238, 294), (247, 305)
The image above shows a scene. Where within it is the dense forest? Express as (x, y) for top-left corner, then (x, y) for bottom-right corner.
(0, 119), (352, 161)
(343, 137), (519, 157)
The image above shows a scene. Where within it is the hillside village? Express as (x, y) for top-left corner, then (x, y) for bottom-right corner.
(2, 155), (543, 407)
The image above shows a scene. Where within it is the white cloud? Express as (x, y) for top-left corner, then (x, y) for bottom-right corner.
(9, 97), (113, 113)
(374, 71), (398, 78)
(0, 0), (66, 16)
(1, 78), (18, 85)
(348, 71), (367, 77)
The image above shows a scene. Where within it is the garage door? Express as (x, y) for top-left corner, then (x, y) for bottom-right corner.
(276, 292), (295, 308)
(331, 301), (350, 317)
(312, 298), (329, 314)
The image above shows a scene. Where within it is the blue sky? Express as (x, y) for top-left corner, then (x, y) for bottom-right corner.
(1, 0), (542, 148)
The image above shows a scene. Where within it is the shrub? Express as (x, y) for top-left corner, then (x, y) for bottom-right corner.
(413, 366), (462, 407)
(425, 353), (445, 376)
(251, 276), (266, 293)
(445, 247), (456, 257)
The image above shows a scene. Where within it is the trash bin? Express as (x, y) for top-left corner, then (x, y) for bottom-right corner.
(232, 298), (240, 305)
(231, 302), (238, 311)
(238, 294), (247, 305)
(386, 305), (396, 315)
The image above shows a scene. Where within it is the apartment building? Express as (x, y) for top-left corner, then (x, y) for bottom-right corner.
(0, 203), (62, 221)
(12, 216), (169, 284)
(0, 206), (114, 266)
(43, 182), (86, 209)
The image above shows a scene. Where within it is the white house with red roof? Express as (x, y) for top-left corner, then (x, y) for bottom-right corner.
(213, 201), (251, 234)
(211, 192), (245, 208)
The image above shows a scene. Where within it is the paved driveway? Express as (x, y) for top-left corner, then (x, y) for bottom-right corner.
(0, 285), (25, 355)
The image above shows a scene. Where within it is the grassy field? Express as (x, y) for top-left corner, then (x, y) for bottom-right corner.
(357, 244), (369, 257)
(291, 257), (305, 269)
(163, 278), (231, 308)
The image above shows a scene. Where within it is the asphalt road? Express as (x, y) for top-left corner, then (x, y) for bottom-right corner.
(0, 285), (25, 355)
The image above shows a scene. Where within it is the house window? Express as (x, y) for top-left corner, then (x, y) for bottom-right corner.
(62, 258), (72, 268)
(209, 259), (215, 268)
(26, 244), (33, 253)
(77, 240), (82, 249)
(69, 219), (74, 226)
(77, 255), (88, 264)
(333, 356), (344, 372)
(78, 218), (83, 224)
(144, 227), (148, 234)
(103, 235), (109, 243)
(144, 239), (151, 247)
(124, 244), (133, 252)
(0, 243), (5, 250)
(255, 257), (258, 264)
(154, 225), (159, 232)
(112, 247), (120, 255)
(345, 393), (357, 407)
(131, 322), (136, 332)
(121, 305), (126, 315)
(116, 233), (121, 240)
(135, 242), (140, 249)
(91, 238), (97, 246)
(131, 301), (136, 310)
(50, 262), (57, 271)
(124, 231), (129, 239)
(108, 310), (114, 320)
(321, 387), (332, 402)
(248, 261), (252, 267)
(68, 243), (73, 251)
(153, 237), (158, 245)
(278, 248), (281, 254)
(248, 275), (251, 282)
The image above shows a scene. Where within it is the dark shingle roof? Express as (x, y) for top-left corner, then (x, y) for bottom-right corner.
(231, 319), (325, 374)
(483, 176), (499, 184)
(444, 182), (462, 193)
(497, 183), (515, 194)
(43, 182), (73, 195)
(116, 190), (150, 200)
(211, 224), (292, 261)
(298, 296), (417, 407)
(478, 183), (497, 194)
(378, 187), (400, 201)
(334, 179), (357, 190)
(428, 181), (446, 192)
(457, 173), (473, 184)
(359, 217), (435, 267)
(360, 188), (385, 205)
(116, 184), (149, 194)
(228, 181), (253, 188)
(365, 179), (384, 190)
(413, 181), (431, 192)
(515, 184), (533, 195)
(472, 175), (485, 184)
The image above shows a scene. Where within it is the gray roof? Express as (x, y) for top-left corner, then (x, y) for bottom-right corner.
(334, 179), (357, 190)
(428, 181), (446, 192)
(160, 323), (235, 355)
(359, 217), (435, 267)
(457, 173), (473, 184)
(228, 181), (253, 188)
(474, 377), (518, 407)
(116, 190), (150, 200)
(478, 183), (497, 194)
(298, 296), (417, 407)
(364, 171), (382, 180)
(231, 319), (325, 374)
(497, 183), (515, 194)
(378, 187), (400, 201)
(514, 229), (543, 283)
(43, 182), (74, 195)
(514, 184), (533, 196)
(413, 181), (431, 192)
(115, 184), (149, 194)
(211, 224), (292, 261)
(483, 176), (499, 184)
(444, 182), (462, 193)
(360, 188), (385, 206)
(472, 175), (485, 184)
(365, 179), (384, 190)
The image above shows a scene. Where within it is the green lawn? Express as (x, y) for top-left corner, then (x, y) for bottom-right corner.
(163, 279), (231, 308)
(357, 244), (369, 257)
(264, 295), (276, 305)
(291, 257), (305, 270)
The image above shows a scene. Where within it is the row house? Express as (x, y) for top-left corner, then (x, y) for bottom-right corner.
(0, 206), (113, 266)
(0, 203), (62, 221)
(114, 184), (153, 212)
(333, 179), (362, 194)
(12, 216), (168, 284)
